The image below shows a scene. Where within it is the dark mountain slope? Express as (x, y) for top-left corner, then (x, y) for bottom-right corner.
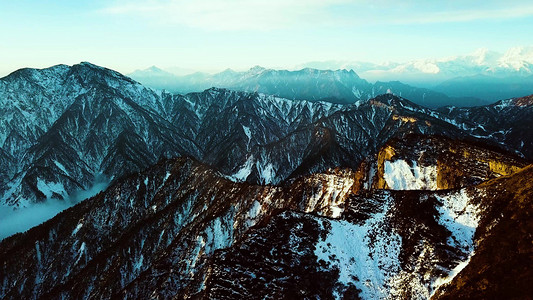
(1, 134), (531, 299)
(437, 94), (533, 159)
(432, 165), (533, 299)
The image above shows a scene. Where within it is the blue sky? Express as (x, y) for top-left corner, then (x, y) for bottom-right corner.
(1, 0), (532, 76)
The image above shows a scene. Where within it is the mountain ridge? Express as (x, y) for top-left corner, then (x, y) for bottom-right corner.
(2, 62), (531, 210)
(129, 65), (486, 108)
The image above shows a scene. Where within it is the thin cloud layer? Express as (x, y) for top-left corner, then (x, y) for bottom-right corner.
(100, 0), (350, 31)
(100, 0), (533, 31)
(0, 177), (110, 241)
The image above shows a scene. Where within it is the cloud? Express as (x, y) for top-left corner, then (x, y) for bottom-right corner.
(0, 176), (110, 241)
(99, 0), (533, 31)
(390, 5), (533, 25)
(100, 0), (350, 31)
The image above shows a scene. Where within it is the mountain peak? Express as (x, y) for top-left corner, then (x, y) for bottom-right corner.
(78, 61), (106, 69)
(248, 65), (267, 74)
(71, 62), (136, 84)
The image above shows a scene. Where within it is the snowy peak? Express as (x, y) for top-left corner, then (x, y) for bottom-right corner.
(247, 65), (267, 75)
(499, 46), (533, 70)
(129, 65), (176, 78)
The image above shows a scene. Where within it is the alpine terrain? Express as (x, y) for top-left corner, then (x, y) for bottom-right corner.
(0, 63), (531, 299)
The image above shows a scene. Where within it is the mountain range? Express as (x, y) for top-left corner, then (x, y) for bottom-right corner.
(300, 46), (533, 101)
(129, 66), (487, 108)
(0, 62), (532, 299)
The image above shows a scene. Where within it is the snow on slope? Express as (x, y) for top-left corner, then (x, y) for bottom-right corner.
(315, 192), (402, 299)
(430, 189), (480, 295)
(384, 160), (437, 190)
(315, 188), (482, 300)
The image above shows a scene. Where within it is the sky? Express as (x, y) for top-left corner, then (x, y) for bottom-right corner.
(1, 0), (533, 77)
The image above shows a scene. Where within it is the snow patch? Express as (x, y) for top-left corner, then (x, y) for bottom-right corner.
(163, 172), (171, 182)
(436, 189), (480, 250)
(245, 200), (262, 227)
(258, 163), (274, 184)
(74, 242), (86, 265)
(36, 178), (67, 199)
(315, 193), (403, 299)
(53, 160), (69, 176)
(431, 189), (480, 294)
(72, 223), (83, 236)
(133, 254), (144, 273)
(383, 160), (437, 190)
(35, 242), (41, 264)
(242, 125), (251, 141)
(204, 215), (233, 254)
(232, 155), (254, 182)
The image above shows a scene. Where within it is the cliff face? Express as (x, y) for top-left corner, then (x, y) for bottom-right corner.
(367, 134), (527, 191)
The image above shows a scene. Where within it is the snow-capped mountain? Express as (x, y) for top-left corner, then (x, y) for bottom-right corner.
(130, 65), (483, 108)
(2, 63), (532, 211)
(301, 46), (533, 82)
(0, 62), (532, 299)
(299, 46), (533, 101)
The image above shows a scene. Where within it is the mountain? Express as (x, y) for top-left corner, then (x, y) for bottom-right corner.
(0, 62), (191, 208)
(299, 46), (533, 101)
(300, 46), (533, 84)
(2, 63), (532, 212)
(0, 135), (530, 299)
(436, 94), (533, 159)
(127, 66), (181, 91)
(1, 62), (532, 299)
(434, 74), (533, 102)
(130, 66), (374, 104)
(373, 81), (486, 108)
(130, 66), (482, 108)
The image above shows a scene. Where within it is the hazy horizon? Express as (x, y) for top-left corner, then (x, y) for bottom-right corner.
(1, 1), (533, 77)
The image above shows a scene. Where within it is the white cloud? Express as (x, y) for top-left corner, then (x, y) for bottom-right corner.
(100, 0), (349, 31)
(390, 5), (533, 25)
(100, 0), (533, 31)
(0, 177), (110, 241)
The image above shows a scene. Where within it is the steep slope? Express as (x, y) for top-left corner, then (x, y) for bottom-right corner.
(432, 165), (533, 299)
(0, 63), (194, 206)
(0, 157), (357, 299)
(1, 138), (530, 299)
(436, 94), (533, 159)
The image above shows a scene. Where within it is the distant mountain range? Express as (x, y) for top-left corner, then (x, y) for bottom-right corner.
(129, 46), (533, 106)
(129, 66), (487, 108)
(300, 46), (533, 101)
